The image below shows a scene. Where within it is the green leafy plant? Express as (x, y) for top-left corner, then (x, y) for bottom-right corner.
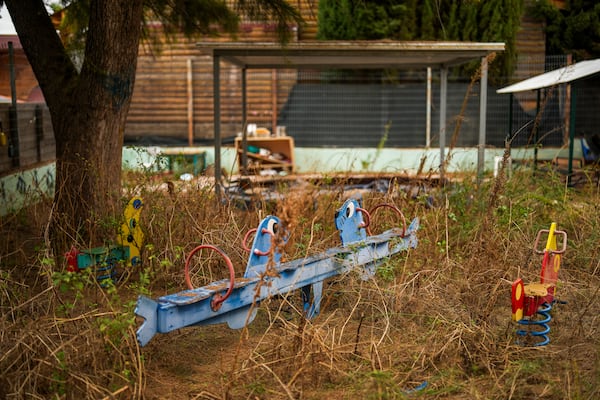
(50, 350), (68, 396)
(361, 121), (390, 171)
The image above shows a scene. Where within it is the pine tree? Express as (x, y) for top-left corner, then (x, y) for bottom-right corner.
(530, 0), (600, 60)
(420, 0), (436, 40)
(317, 0), (523, 79)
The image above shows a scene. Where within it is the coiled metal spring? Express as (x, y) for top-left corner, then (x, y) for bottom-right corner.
(516, 302), (552, 346)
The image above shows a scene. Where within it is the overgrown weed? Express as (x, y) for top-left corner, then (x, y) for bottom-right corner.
(1, 166), (599, 399)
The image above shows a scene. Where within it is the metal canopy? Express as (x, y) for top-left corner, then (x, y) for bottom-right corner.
(197, 41), (505, 197)
(497, 58), (600, 184)
(497, 58), (600, 93)
(198, 41), (505, 69)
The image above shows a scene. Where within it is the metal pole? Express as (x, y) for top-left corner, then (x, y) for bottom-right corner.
(241, 68), (247, 175)
(567, 85), (576, 186)
(213, 55), (221, 200)
(8, 41), (19, 167)
(35, 105), (43, 162)
(439, 67), (448, 181)
(426, 67), (431, 147)
(477, 56), (488, 181)
(533, 90), (541, 168)
(563, 54), (573, 144)
(508, 93), (513, 141)
(187, 58), (194, 146)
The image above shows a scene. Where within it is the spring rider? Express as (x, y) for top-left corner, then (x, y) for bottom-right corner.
(65, 196), (144, 283)
(511, 223), (567, 346)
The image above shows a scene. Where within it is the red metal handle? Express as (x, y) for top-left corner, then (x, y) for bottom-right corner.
(534, 229), (568, 255)
(184, 244), (235, 311)
(242, 227), (275, 256)
(367, 203), (407, 237)
(254, 229), (275, 256)
(242, 228), (257, 252)
(357, 207), (371, 229)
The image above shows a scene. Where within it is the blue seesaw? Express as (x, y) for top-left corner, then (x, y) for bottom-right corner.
(135, 197), (419, 347)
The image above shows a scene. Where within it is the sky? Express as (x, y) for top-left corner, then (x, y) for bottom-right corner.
(0, 6), (16, 35)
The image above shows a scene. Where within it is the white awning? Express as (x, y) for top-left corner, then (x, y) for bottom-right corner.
(497, 58), (600, 93)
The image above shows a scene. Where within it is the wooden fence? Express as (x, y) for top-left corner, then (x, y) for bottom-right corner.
(126, 51), (298, 144)
(125, 19), (306, 145)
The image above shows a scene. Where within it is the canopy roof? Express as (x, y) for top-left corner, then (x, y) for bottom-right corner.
(197, 41), (505, 69)
(497, 58), (600, 93)
(198, 40), (505, 194)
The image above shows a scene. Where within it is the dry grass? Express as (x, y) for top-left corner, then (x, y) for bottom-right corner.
(1, 166), (599, 399)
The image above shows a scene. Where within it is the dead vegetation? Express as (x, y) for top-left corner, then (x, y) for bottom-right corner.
(1, 166), (599, 399)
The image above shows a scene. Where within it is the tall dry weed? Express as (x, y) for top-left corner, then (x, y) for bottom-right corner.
(1, 167), (599, 399)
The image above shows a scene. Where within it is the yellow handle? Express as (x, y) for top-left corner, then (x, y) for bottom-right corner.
(545, 222), (557, 252)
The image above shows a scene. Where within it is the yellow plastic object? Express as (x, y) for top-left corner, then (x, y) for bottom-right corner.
(545, 222), (557, 252)
(524, 283), (551, 297)
(511, 279), (524, 321)
(552, 254), (561, 275)
(118, 197), (144, 266)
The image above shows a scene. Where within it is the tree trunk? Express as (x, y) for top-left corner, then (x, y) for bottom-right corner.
(5, 0), (144, 252)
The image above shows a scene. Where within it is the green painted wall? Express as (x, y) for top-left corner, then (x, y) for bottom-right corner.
(0, 162), (55, 216)
(1, 144), (577, 216)
(122, 145), (518, 176)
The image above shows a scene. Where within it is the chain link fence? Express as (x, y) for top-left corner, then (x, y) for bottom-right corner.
(260, 55), (582, 150)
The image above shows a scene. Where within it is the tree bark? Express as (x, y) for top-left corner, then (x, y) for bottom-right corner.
(5, 0), (144, 251)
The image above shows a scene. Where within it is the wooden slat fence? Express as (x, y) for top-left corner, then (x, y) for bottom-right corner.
(126, 23), (304, 143)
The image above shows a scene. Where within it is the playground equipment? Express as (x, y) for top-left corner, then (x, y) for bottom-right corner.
(135, 197), (419, 347)
(65, 197), (144, 283)
(511, 223), (567, 346)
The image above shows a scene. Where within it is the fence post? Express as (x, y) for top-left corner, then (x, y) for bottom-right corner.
(8, 41), (20, 167)
(35, 105), (44, 162)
